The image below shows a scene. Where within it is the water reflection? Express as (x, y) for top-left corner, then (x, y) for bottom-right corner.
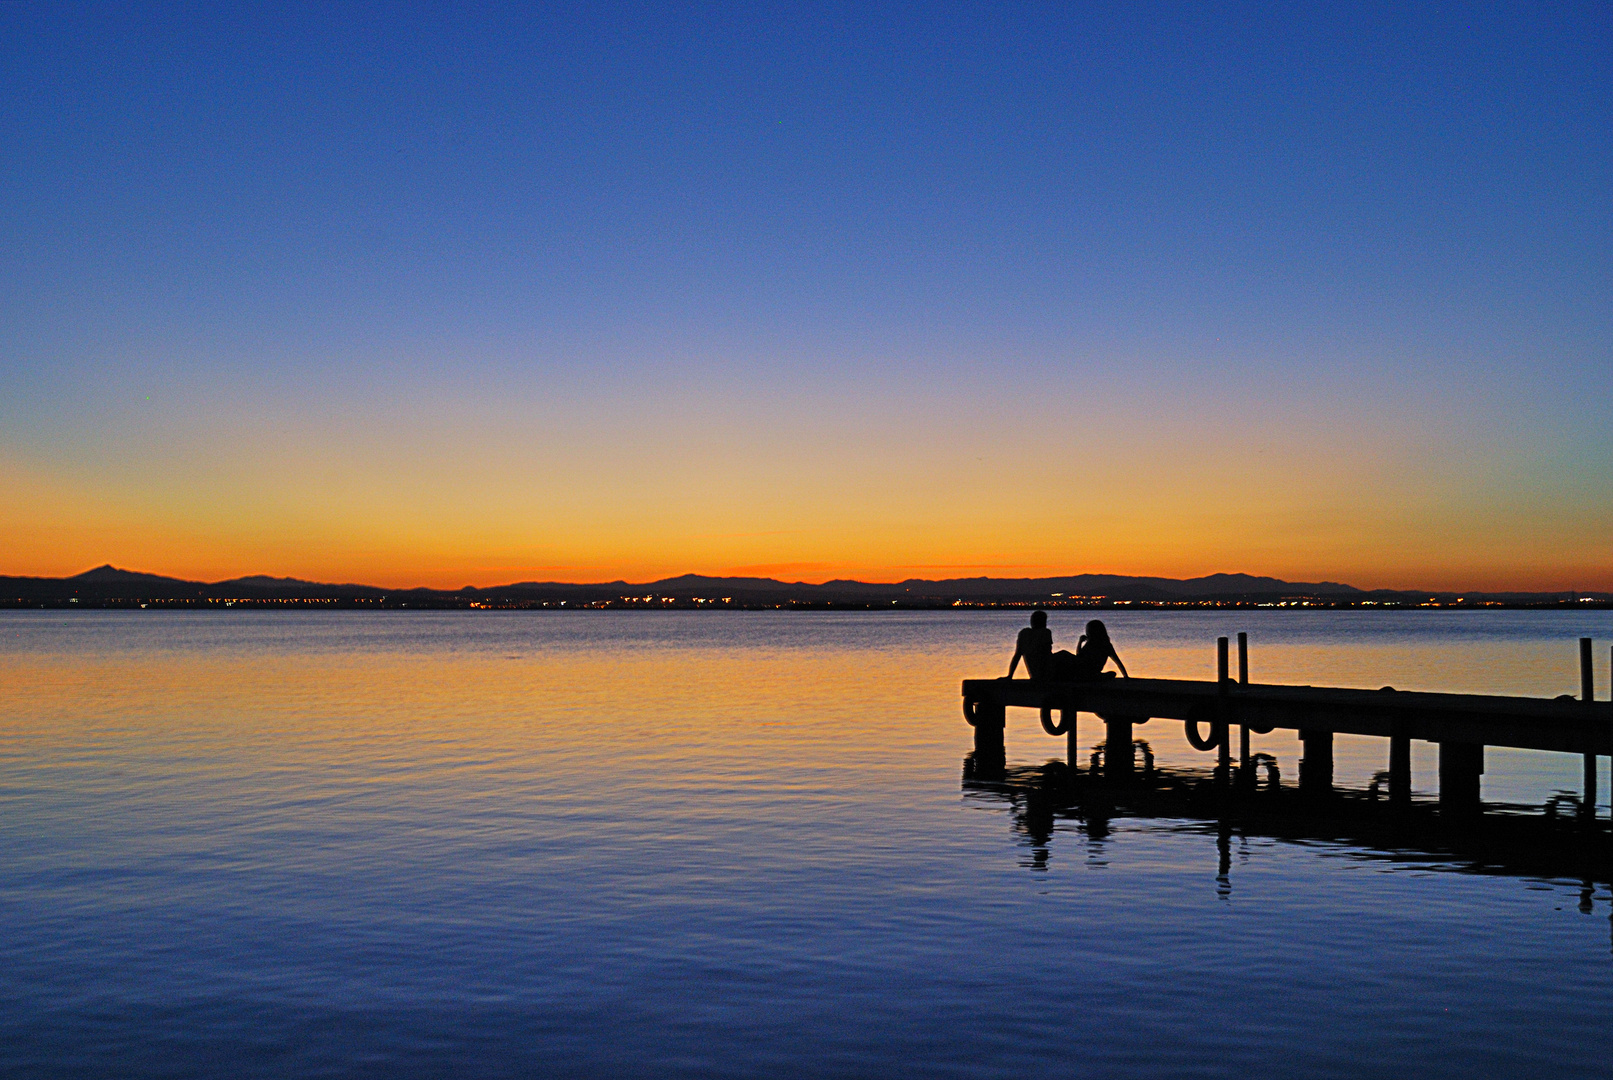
(6, 610), (1613, 1077)
(1216, 824), (1232, 900)
(963, 752), (1613, 905)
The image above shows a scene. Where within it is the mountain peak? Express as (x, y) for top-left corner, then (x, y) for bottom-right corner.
(70, 565), (194, 585)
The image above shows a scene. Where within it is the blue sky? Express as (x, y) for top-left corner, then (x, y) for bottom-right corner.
(2, 2), (1609, 587)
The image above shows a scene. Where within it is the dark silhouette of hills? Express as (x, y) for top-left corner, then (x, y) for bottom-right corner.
(491, 572), (1367, 604)
(70, 565), (197, 588)
(216, 574), (324, 589)
(0, 565), (1605, 609)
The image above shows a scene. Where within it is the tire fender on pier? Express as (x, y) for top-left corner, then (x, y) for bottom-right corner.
(1040, 700), (1073, 736)
(1184, 706), (1226, 752)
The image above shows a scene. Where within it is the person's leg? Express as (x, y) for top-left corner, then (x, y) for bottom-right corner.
(1066, 649), (1105, 682)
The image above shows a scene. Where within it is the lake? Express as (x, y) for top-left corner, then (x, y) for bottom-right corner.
(2, 609), (1611, 1077)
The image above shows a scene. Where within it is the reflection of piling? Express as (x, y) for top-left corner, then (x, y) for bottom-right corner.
(1216, 824), (1232, 898)
(1105, 718), (1134, 782)
(962, 757), (1613, 885)
(961, 750), (1005, 784)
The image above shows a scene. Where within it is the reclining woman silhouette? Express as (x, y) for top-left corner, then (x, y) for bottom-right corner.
(1007, 611), (1129, 682)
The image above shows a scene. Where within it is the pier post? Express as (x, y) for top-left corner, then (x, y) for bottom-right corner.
(1217, 638), (1231, 778)
(1438, 741), (1483, 817)
(1105, 718), (1134, 782)
(973, 702), (1006, 759)
(1299, 729), (1333, 794)
(1389, 721), (1411, 807)
(1582, 639), (1597, 821)
(1237, 633), (1251, 776)
(1067, 715), (1081, 771)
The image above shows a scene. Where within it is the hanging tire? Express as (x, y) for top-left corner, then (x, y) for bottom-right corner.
(1185, 713), (1225, 751)
(1040, 702), (1073, 736)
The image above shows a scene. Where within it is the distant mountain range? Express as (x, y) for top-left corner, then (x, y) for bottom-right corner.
(0, 565), (1606, 608)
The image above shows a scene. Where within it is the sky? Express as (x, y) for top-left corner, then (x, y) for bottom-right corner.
(2, 1), (1609, 590)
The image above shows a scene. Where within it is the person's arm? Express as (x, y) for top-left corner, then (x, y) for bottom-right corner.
(1007, 648), (1021, 678)
(1110, 645), (1129, 678)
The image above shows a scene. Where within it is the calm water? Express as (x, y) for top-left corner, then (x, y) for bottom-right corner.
(2, 609), (1612, 1078)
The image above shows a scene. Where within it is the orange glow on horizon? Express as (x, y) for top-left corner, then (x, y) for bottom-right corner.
(5, 382), (1609, 595)
(3, 550), (1609, 595)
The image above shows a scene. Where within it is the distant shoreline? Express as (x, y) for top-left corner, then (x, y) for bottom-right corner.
(4, 565), (1607, 610)
(5, 598), (1610, 612)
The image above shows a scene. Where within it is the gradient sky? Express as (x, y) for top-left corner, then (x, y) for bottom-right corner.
(2, 2), (1609, 589)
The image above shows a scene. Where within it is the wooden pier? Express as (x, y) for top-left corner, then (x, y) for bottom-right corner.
(962, 635), (1613, 817)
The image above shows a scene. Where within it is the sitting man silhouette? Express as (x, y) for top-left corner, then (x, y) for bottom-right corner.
(1008, 612), (1129, 682)
(1007, 609), (1054, 679)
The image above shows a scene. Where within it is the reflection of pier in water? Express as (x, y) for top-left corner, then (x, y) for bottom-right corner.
(961, 753), (1613, 890)
(963, 634), (1613, 823)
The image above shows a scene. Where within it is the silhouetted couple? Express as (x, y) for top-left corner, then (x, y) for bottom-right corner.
(1007, 611), (1128, 682)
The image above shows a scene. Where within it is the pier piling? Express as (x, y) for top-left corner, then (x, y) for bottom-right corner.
(1237, 633), (1251, 776)
(1439, 741), (1484, 816)
(1389, 721), (1411, 806)
(973, 702), (1005, 758)
(1582, 639), (1597, 820)
(1299, 729), (1333, 794)
(1216, 638), (1231, 778)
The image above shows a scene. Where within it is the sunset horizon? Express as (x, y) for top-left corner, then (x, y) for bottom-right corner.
(6, 557), (1609, 597)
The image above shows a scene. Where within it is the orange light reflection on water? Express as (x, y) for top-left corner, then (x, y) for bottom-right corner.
(2, 611), (1609, 818)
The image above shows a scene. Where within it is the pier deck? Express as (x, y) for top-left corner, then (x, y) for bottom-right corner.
(961, 676), (1613, 755)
